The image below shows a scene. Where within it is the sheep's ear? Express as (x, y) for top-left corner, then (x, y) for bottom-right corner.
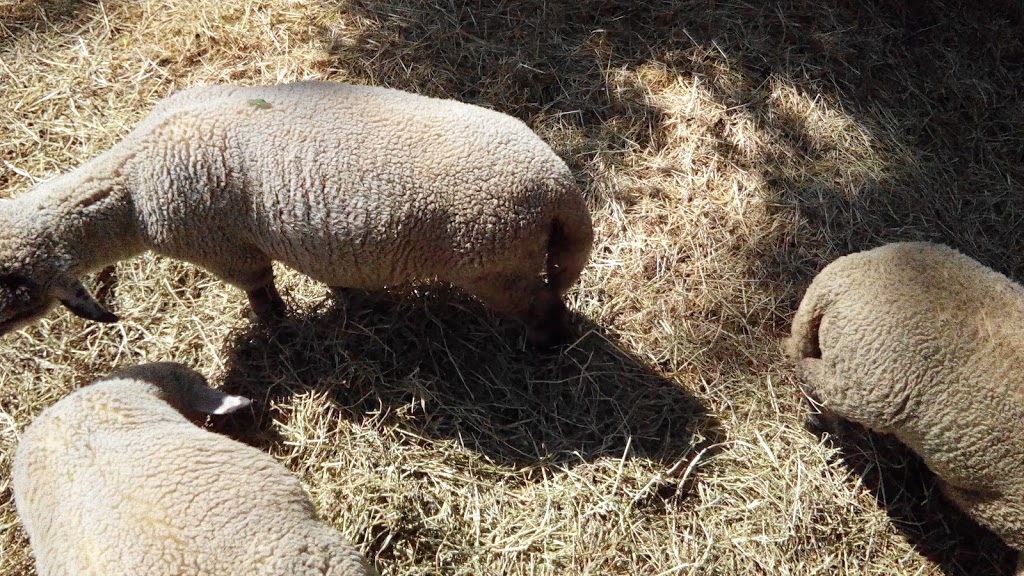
(189, 385), (252, 415)
(52, 277), (118, 323)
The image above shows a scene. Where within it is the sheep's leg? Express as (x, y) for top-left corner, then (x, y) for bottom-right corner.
(205, 254), (285, 322)
(1016, 552), (1024, 576)
(521, 287), (573, 349)
(462, 274), (572, 348)
(799, 357), (918, 434)
(246, 281), (286, 321)
(796, 356), (885, 432)
(795, 357), (844, 436)
(798, 357), (878, 423)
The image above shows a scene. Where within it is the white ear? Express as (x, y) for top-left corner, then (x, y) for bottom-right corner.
(208, 394), (252, 415)
(189, 385), (252, 415)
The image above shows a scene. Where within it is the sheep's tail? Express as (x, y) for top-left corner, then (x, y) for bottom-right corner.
(786, 279), (830, 362)
(546, 192), (594, 295)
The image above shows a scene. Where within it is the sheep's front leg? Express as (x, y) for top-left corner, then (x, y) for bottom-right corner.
(199, 249), (285, 322)
(1016, 551), (1024, 576)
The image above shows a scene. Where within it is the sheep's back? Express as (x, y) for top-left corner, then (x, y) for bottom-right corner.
(13, 390), (333, 575)
(128, 82), (577, 287)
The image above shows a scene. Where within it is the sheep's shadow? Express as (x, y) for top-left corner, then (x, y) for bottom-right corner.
(803, 410), (1017, 576)
(214, 288), (721, 476)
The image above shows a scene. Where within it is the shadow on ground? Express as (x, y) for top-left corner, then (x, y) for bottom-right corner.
(0, 0), (101, 49)
(806, 416), (1018, 576)
(214, 290), (721, 474)
(319, 1), (1024, 572)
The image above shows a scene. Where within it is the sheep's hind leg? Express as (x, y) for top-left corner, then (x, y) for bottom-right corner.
(246, 281), (286, 322)
(462, 274), (573, 349)
(798, 357), (916, 436)
(795, 357), (846, 437)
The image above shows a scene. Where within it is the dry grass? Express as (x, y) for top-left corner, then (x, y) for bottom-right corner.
(2, 0), (1024, 574)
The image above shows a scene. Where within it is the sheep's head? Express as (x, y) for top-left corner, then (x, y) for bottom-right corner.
(0, 272), (118, 335)
(0, 206), (117, 336)
(108, 362), (252, 420)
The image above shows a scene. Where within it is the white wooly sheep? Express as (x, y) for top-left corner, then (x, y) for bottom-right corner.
(0, 81), (593, 346)
(787, 241), (1024, 573)
(13, 362), (378, 576)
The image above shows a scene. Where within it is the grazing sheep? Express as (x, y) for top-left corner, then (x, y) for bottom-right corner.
(12, 362), (378, 576)
(0, 81), (593, 346)
(787, 241), (1024, 573)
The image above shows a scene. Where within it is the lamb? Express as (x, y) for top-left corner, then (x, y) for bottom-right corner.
(0, 80), (593, 346)
(786, 241), (1024, 574)
(12, 361), (379, 576)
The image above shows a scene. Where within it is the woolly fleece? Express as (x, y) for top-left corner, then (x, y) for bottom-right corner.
(0, 81), (593, 341)
(787, 241), (1024, 570)
(12, 362), (378, 576)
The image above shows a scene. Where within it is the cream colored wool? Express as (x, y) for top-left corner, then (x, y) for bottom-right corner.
(12, 362), (378, 576)
(787, 241), (1024, 574)
(0, 81), (593, 345)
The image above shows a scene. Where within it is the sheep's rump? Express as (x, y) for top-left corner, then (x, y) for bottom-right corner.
(129, 81), (585, 287)
(787, 242), (1024, 549)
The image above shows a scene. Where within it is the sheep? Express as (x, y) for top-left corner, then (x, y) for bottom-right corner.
(786, 241), (1024, 573)
(12, 361), (379, 576)
(0, 80), (594, 346)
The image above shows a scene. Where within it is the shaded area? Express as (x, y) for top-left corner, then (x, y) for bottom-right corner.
(214, 292), (722, 567)
(217, 290), (720, 470)
(322, 0), (1024, 572)
(808, 417), (1017, 575)
(0, 0), (99, 49)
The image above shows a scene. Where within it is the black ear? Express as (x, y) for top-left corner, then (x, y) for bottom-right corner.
(53, 277), (118, 323)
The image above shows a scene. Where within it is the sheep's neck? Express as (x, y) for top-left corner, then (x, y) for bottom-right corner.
(35, 154), (145, 272)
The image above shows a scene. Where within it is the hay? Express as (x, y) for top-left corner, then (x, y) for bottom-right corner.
(2, 0), (1023, 573)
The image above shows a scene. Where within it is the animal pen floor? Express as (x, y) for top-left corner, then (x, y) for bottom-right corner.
(1, 0), (1023, 574)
